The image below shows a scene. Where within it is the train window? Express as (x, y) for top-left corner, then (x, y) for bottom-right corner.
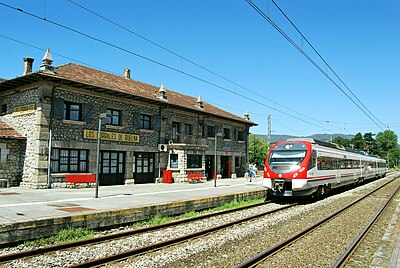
(269, 150), (306, 165)
(308, 150), (317, 170)
(317, 156), (337, 170)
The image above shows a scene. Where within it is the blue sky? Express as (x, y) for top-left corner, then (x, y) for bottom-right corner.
(1, 0), (399, 139)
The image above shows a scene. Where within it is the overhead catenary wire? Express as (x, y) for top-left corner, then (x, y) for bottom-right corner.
(2, 32), (333, 136)
(2, 31), (304, 134)
(206, 100), (309, 135)
(0, 1), (335, 133)
(1, 31), (336, 136)
(65, 0), (329, 127)
(245, 0), (386, 131)
(0, 34), (115, 74)
(270, 0), (386, 130)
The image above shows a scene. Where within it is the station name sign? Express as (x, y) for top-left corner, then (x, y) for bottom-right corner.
(83, 129), (139, 143)
(12, 104), (35, 115)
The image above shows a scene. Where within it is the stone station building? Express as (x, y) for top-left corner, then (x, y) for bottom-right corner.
(0, 50), (256, 188)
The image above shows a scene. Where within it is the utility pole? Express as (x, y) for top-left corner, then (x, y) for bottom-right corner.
(267, 114), (271, 147)
(387, 152), (390, 168)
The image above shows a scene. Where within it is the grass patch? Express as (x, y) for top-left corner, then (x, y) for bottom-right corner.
(131, 215), (173, 228)
(204, 198), (263, 214)
(131, 198), (265, 228)
(22, 199), (264, 248)
(181, 211), (198, 218)
(24, 227), (94, 247)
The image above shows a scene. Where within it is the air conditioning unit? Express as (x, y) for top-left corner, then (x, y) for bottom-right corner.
(158, 144), (168, 152)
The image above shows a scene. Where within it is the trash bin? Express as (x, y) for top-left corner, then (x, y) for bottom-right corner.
(163, 170), (173, 183)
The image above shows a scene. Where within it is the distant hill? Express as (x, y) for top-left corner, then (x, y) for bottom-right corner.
(257, 133), (355, 144)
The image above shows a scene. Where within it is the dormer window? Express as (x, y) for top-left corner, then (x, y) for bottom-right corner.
(158, 83), (167, 100)
(196, 96), (203, 109)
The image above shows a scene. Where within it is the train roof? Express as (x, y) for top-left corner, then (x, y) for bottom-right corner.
(285, 138), (384, 161)
(286, 138), (339, 149)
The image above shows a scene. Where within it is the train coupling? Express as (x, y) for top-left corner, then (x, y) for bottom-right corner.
(273, 180), (286, 192)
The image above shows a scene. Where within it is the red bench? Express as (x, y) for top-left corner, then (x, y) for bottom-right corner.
(187, 173), (204, 183)
(65, 174), (96, 183)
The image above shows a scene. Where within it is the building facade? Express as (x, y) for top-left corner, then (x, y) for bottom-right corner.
(0, 50), (256, 188)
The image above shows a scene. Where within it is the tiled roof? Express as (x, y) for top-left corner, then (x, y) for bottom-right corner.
(40, 63), (256, 125)
(0, 120), (24, 139)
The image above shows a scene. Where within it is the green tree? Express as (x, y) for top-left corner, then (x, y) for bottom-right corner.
(363, 132), (377, 154)
(249, 134), (269, 166)
(352, 132), (366, 151)
(332, 136), (351, 149)
(376, 130), (399, 167)
(388, 147), (400, 168)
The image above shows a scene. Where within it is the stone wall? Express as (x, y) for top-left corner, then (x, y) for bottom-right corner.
(0, 81), (250, 188)
(0, 139), (26, 187)
(50, 87), (162, 185)
(52, 89), (160, 146)
(161, 108), (249, 180)
(0, 85), (44, 188)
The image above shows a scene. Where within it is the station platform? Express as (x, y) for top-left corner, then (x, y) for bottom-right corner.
(0, 177), (265, 245)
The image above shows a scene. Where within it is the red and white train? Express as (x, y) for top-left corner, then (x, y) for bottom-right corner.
(262, 139), (387, 197)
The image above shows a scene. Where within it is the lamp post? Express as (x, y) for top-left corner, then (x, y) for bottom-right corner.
(95, 113), (107, 198)
(214, 132), (224, 187)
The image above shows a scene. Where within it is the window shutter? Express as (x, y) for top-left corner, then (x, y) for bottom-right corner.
(152, 114), (161, 131)
(133, 113), (141, 129)
(53, 98), (64, 119)
(216, 125), (222, 135)
(203, 125), (208, 137)
(82, 104), (93, 122)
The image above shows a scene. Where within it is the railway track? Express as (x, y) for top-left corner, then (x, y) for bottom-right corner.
(0, 200), (297, 267)
(236, 176), (400, 267)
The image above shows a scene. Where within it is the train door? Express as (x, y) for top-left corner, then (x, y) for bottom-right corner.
(100, 151), (125, 186)
(133, 152), (155, 184)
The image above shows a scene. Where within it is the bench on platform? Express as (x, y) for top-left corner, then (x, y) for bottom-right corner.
(65, 174), (96, 187)
(187, 173), (204, 183)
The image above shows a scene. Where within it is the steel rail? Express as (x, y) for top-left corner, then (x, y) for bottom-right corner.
(68, 203), (298, 268)
(235, 177), (397, 268)
(332, 184), (400, 267)
(0, 200), (271, 263)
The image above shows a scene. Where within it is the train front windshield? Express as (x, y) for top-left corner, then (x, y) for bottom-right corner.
(268, 143), (307, 174)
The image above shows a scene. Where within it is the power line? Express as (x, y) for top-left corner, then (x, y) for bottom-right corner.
(270, 0), (386, 130)
(0, 34), (115, 75)
(0, 1), (333, 133)
(245, 0), (386, 131)
(2, 32), (326, 136)
(65, 0), (329, 127)
(206, 100), (341, 135)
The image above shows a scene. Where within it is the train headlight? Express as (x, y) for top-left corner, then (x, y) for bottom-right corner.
(293, 173), (298, 178)
(299, 167), (305, 172)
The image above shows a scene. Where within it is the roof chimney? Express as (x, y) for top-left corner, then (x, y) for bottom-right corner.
(196, 95), (204, 109)
(22, 57), (34, 76)
(40, 48), (54, 73)
(123, 68), (131, 79)
(158, 83), (167, 100)
(244, 110), (250, 120)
